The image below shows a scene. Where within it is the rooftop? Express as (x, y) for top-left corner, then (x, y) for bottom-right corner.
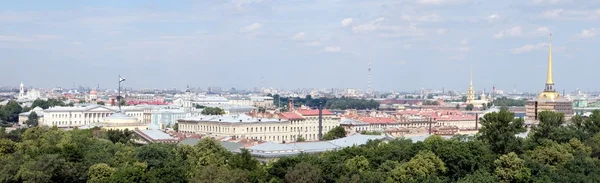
(179, 113), (286, 123)
(296, 109), (334, 116)
(135, 129), (179, 142)
(244, 134), (391, 158)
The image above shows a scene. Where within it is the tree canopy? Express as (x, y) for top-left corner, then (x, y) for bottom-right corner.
(201, 107), (226, 115)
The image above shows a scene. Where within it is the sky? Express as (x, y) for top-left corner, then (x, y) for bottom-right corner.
(1, 0), (599, 93)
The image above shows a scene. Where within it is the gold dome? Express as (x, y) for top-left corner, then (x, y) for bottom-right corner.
(539, 91), (560, 100)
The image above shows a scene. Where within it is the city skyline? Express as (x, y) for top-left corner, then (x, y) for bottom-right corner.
(1, 0), (599, 91)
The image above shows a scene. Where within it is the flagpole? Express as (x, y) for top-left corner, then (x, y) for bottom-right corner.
(118, 75), (121, 112)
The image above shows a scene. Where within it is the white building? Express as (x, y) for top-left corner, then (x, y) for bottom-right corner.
(178, 109), (340, 142)
(42, 105), (147, 128)
(17, 82), (41, 102)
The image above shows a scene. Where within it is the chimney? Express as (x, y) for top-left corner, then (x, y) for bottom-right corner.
(288, 98), (293, 111)
(475, 113), (479, 130)
(318, 102), (323, 141)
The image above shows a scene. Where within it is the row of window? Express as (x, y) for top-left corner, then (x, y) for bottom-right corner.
(180, 124), (338, 134)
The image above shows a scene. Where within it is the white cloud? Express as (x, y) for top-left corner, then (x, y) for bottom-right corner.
(531, 0), (567, 5)
(574, 28), (598, 39)
(493, 26), (522, 39)
(417, 0), (469, 5)
(0, 34), (60, 42)
(460, 39), (468, 45)
(324, 46), (341, 53)
(511, 42), (548, 54)
(487, 14), (499, 23)
(541, 9), (600, 20)
(403, 44), (413, 49)
(436, 28), (447, 35)
(401, 14), (441, 22)
(352, 17), (385, 33)
(341, 18), (353, 27)
(536, 27), (551, 36)
(390, 60), (407, 65)
(292, 32), (305, 41)
(305, 41), (321, 47)
(0, 36), (31, 42)
(449, 54), (466, 60)
(239, 23), (262, 33)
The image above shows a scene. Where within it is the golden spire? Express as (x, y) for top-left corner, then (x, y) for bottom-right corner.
(546, 33), (554, 84)
(470, 66), (473, 86)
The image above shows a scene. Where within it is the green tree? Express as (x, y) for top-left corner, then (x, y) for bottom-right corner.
(465, 104), (474, 111)
(109, 162), (146, 183)
(201, 107), (226, 115)
(478, 108), (526, 154)
(26, 112), (39, 127)
(1, 100), (22, 122)
(230, 149), (260, 171)
(285, 162), (322, 183)
(296, 136), (306, 142)
(97, 101), (105, 106)
(173, 123), (179, 132)
(457, 170), (498, 183)
(529, 111), (578, 145)
(455, 104), (460, 109)
(344, 155), (369, 173)
(323, 126), (346, 140)
(88, 163), (115, 183)
(387, 150), (446, 183)
(494, 152), (530, 183)
(119, 99), (127, 106)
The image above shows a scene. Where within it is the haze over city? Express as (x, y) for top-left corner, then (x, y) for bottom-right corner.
(2, 0), (600, 91)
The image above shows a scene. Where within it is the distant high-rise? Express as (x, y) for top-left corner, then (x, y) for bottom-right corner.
(526, 34), (573, 122)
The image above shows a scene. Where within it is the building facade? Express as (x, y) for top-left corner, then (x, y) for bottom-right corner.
(42, 105), (147, 127)
(178, 109), (340, 143)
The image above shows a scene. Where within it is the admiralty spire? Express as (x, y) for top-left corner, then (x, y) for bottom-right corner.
(526, 33), (573, 122)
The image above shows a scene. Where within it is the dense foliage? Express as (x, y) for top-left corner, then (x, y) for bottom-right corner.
(2, 109), (600, 182)
(201, 107), (226, 115)
(493, 97), (527, 107)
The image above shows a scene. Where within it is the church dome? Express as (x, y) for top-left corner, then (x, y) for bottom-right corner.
(90, 90), (98, 95)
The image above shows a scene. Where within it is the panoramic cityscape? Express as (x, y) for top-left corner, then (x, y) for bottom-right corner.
(1, 1), (600, 183)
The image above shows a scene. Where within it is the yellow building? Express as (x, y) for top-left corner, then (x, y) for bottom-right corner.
(525, 34), (573, 122)
(466, 68), (489, 107)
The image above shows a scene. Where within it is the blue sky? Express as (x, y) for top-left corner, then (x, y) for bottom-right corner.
(1, 0), (599, 92)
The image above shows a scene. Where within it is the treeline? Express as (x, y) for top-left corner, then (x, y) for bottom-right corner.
(493, 97), (527, 106)
(271, 95), (379, 110)
(3, 109), (600, 182)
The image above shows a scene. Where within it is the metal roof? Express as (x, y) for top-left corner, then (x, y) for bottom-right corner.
(136, 129), (178, 141)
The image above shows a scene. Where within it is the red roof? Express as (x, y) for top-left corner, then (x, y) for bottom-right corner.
(358, 117), (397, 124)
(279, 112), (304, 120)
(296, 109), (334, 116)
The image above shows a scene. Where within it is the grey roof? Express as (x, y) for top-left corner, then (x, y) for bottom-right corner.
(328, 134), (389, 147)
(247, 142), (298, 152)
(340, 119), (368, 125)
(136, 130), (178, 141)
(246, 134), (390, 158)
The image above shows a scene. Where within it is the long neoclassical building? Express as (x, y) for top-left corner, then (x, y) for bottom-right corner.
(42, 105), (149, 127)
(178, 109), (340, 142)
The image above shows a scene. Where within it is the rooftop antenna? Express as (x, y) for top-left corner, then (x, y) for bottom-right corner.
(368, 55), (372, 95)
